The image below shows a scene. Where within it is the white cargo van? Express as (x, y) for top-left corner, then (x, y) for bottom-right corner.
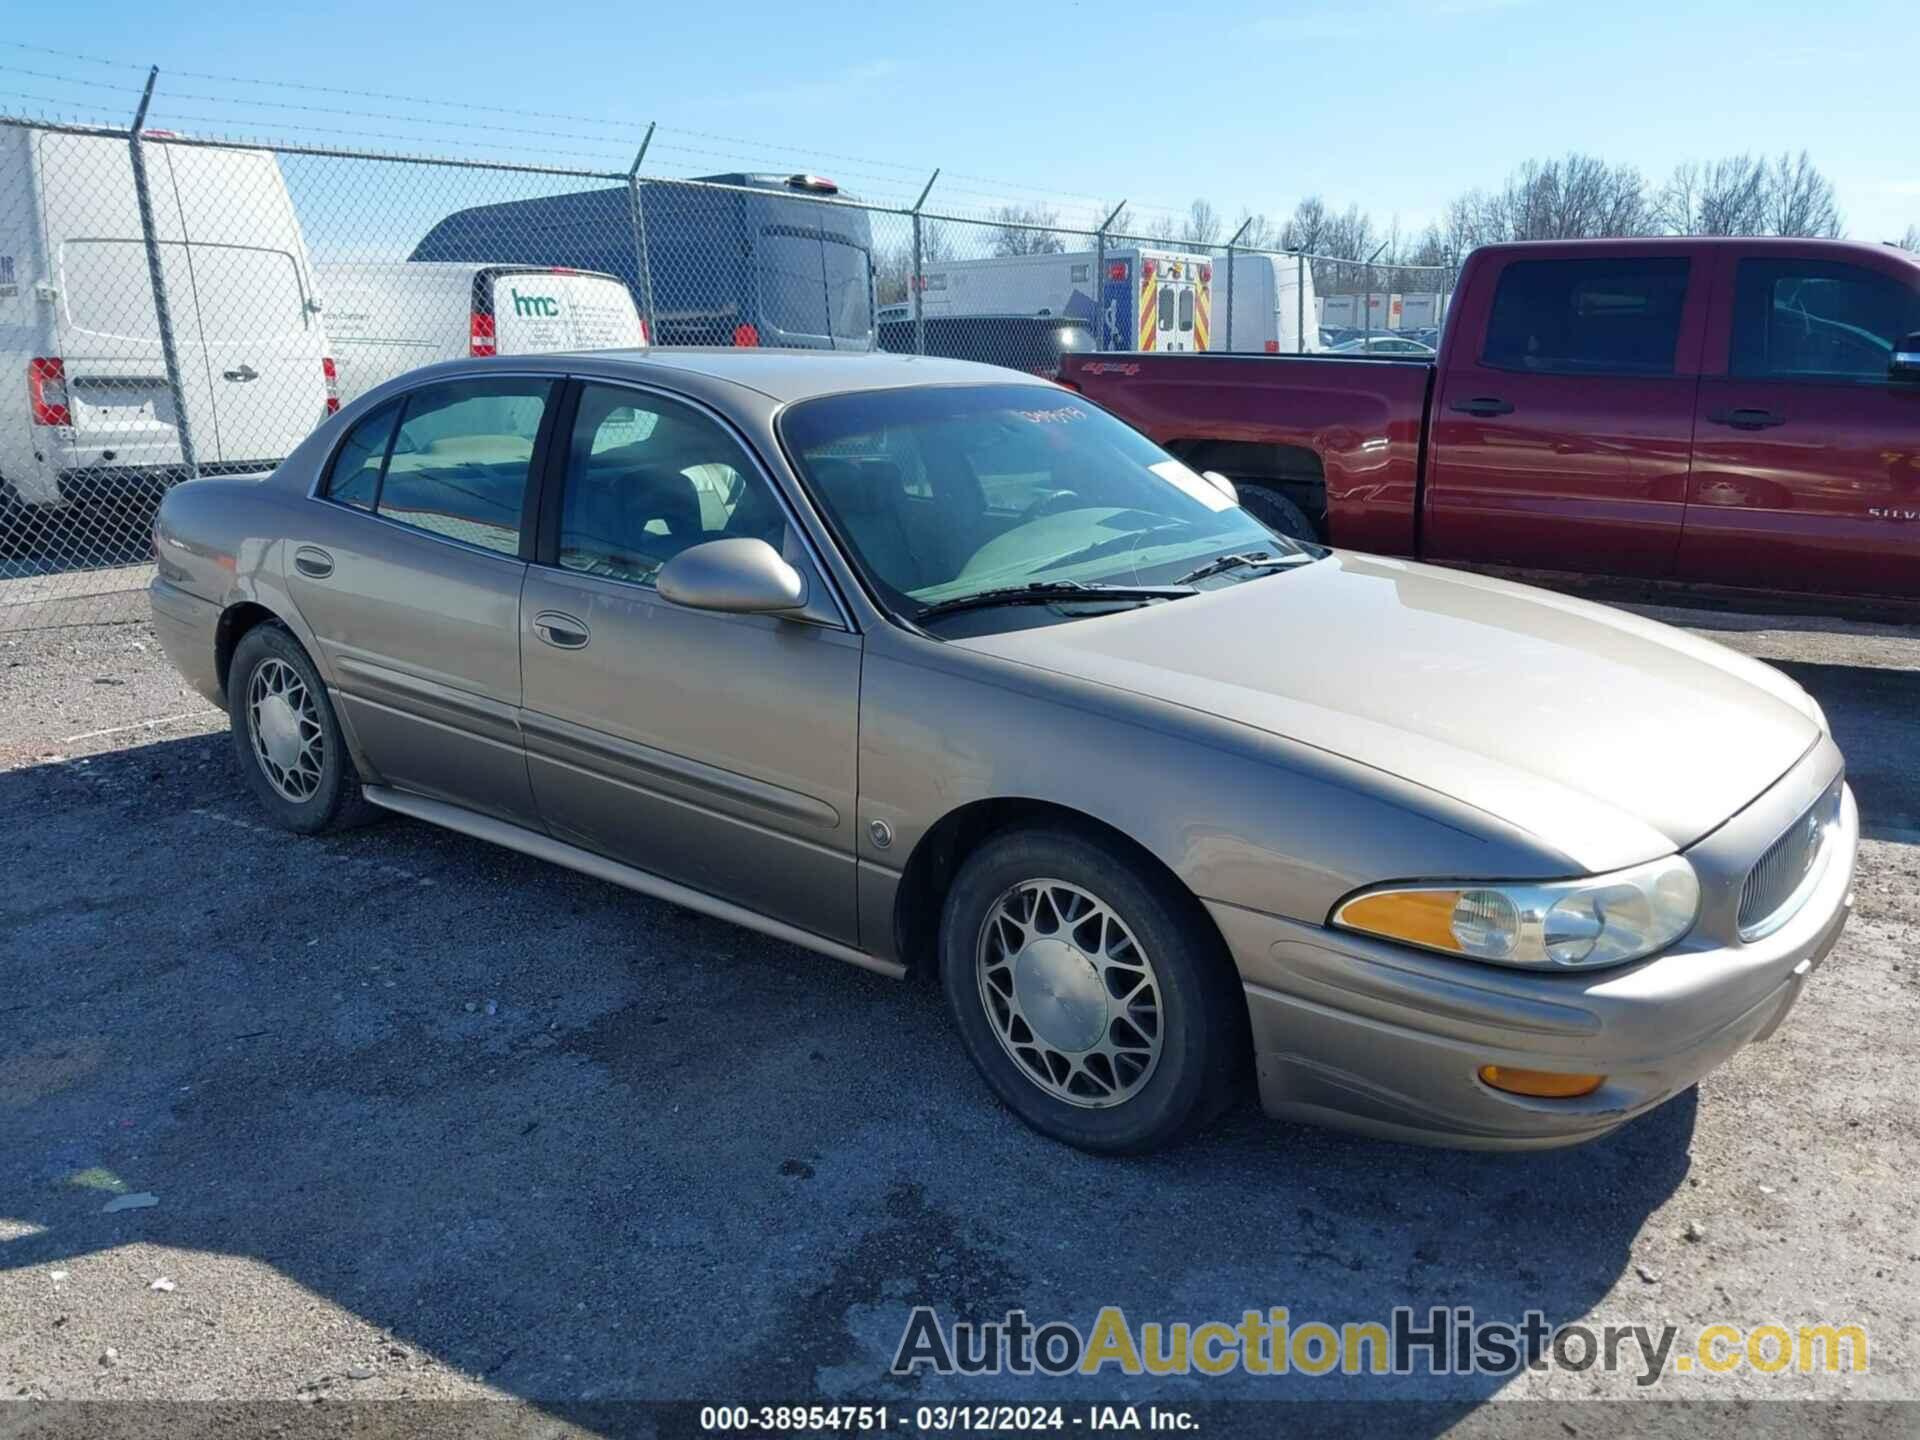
(315, 262), (646, 406)
(0, 126), (334, 506)
(1212, 253), (1321, 354)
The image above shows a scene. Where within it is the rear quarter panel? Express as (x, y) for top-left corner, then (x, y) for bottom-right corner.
(1064, 353), (1433, 554)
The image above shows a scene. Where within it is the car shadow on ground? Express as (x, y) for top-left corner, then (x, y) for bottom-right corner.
(0, 733), (1696, 1426)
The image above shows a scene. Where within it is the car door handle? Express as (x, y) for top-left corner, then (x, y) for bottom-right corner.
(1450, 396), (1514, 416)
(292, 546), (333, 579)
(1706, 407), (1786, 430)
(532, 611), (590, 650)
(222, 364), (260, 383)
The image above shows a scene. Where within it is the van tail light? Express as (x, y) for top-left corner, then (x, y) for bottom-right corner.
(732, 323), (760, 348)
(29, 357), (70, 426)
(1264, 340), (1279, 354)
(1055, 376), (1082, 393)
(470, 312), (496, 357)
(321, 357), (340, 414)
(638, 318), (650, 346)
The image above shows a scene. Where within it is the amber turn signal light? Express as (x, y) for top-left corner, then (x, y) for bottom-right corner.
(1477, 1065), (1606, 1099)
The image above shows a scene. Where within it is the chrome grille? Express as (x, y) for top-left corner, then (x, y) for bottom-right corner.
(1738, 779), (1843, 941)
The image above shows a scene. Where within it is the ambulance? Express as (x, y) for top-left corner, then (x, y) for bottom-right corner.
(915, 247), (1213, 353)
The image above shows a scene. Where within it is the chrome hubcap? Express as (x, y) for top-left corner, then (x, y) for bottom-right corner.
(976, 878), (1162, 1109)
(247, 657), (323, 802)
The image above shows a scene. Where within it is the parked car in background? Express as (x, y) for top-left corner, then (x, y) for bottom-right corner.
(1064, 237), (1920, 601)
(0, 127), (333, 508)
(316, 262), (645, 406)
(412, 172), (875, 351)
(150, 348), (1852, 1155)
(1211, 253), (1320, 354)
(1330, 334), (1436, 356)
(875, 313), (1093, 376)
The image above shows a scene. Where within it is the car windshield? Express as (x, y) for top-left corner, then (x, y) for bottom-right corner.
(779, 383), (1306, 621)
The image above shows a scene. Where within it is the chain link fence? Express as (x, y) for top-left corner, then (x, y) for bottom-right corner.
(0, 105), (1453, 634)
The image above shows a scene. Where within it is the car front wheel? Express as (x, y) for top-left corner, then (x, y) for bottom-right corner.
(940, 826), (1244, 1153)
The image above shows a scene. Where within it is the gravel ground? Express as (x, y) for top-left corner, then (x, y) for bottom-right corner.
(2, 604), (1917, 1435)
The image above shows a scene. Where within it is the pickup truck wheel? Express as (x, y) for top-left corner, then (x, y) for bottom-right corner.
(1237, 485), (1320, 544)
(227, 624), (371, 835)
(940, 826), (1243, 1154)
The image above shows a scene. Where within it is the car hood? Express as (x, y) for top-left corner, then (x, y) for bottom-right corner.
(951, 552), (1821, 874)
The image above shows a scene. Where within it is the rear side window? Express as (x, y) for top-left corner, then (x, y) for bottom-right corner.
(1731, 259), (1920, 382)
(379, 380), (552, 554)
(322, 379), (551, 553)
(1483, 258), (1690, 375)
(325, 403), (398, 510)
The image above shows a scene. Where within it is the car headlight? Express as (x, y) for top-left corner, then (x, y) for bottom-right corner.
(1331, 855), (1700, 971)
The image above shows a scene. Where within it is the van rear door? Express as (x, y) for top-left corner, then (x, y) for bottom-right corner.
(487, 269), (646, 354)
(166, 143), (329, 468)
(36, 131), (218, 479)
(755, 228), (872, 349)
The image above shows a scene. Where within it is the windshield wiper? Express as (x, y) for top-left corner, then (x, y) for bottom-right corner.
(914, 580), (1195, 622)
(1174, 551), (1312, 585)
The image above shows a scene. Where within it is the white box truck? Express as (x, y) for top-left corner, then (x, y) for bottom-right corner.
(315, 262), (647, 406)
(916, 247), (1214, 352)
(0, 126), (334, 507)
(1211, 253), (1320, 353)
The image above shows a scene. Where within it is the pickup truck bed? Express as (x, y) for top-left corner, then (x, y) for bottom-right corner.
(1062, 237), (1920, 603)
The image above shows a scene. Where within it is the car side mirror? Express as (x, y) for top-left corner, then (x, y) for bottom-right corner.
(1202, 470), (1239, 503)
(1892, 332), (1920, 383)
(657, 538), (808, 614)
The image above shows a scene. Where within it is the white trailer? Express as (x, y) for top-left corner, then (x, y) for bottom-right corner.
(916, 246), (1214, 352)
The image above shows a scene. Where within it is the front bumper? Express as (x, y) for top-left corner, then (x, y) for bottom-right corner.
(1209, 749), (1857, 1150)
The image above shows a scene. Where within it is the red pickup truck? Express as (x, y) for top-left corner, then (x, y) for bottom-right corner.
(1061, 237), (1920, 602)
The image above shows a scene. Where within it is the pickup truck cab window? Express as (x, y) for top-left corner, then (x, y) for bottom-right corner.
(1730, 258), (1920, 383)
(1483, 257), (1690, 376)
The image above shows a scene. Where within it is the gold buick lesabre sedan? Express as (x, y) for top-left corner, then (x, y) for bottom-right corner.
(150, 350), (1855, 1153)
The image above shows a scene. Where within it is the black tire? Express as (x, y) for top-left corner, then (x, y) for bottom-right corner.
(940, 825), (1245, 1154)
(227, 623), (370, 834)
(1237, 485), (1320, 544)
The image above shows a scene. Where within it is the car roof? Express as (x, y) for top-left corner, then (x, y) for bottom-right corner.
(550, 347), (1054, 402)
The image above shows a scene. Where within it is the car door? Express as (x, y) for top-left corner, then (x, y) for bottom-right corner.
(518, 380), (863, 944)
(1683, 250), (1920, 598)
(285, 374), (557, 824)
(1423, 250), (1708, 578)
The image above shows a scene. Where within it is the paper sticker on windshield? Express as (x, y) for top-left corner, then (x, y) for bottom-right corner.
(1011, 404), (1087, 425)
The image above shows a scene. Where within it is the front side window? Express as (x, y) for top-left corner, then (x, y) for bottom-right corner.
(1483, 257), (1691, 375)
(374, 379), (551, 555)
(780, 384), (1294, 615)
(555, 384), (791, 587)
(1731, 258), (1920, 382)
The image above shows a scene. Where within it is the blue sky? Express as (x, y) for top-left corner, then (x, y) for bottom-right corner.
(7, 0), (1917, 241)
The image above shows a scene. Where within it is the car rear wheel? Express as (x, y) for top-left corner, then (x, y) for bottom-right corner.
(940, 826), (1244, 1153)
(227, 623), (368, 834)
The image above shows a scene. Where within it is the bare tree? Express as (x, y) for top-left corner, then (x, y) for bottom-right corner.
(1279, 196), (1331, 255)
(1181, 198), (1224, 246)
(1766, 150), (1843, 238)
(1230, 208), (1278, 249)
(1901, 225), (1920, 252)
(1655, 154), (1769, 235)
(989, 204), (1066, 256)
